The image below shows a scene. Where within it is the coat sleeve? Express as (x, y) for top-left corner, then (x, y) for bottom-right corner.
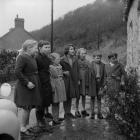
(60, 60), (65, 70)
(120, 64), (126, 83)
(85, 60), (90, 87)
(103, 64), (107, 86)
(15, 55), (29, 86)
(77, 60), (80, 82)
(88, 62), (96, 96)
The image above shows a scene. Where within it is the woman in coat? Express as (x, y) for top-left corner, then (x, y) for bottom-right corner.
(60, 44), (80, 119)
(35, 40), (53, 126)
(14, 39), (41, 136)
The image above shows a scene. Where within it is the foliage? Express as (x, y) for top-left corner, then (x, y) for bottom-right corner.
(31, 0), (126, 49)
(0, 49), (17, 72)
(0, 49), (17, 83)
(108, 67), (140, 139)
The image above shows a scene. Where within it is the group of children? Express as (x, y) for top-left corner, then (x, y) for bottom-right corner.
(49, 45), (125, 122)
(14, 39), (125, 137)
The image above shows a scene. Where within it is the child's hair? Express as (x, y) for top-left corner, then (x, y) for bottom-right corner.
(93, 51), (102, 58)
(38, 40), (50, 50)
(21, 39), (37, 52)
(50, 53), (60, 62)
(76, 48), (87, 58)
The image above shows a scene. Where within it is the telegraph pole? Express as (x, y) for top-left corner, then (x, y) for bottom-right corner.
(51, 0), (54, 52)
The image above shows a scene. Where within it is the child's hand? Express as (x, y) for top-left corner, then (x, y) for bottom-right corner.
(121, 81), (125, 86)
(78, 80), (80, 85)
(104, 85), (107, 90)
(27, 81), (35, 89)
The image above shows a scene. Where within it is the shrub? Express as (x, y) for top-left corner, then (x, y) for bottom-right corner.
(111, 67), (140, 139)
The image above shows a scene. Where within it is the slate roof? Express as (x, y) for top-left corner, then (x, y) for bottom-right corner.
(0, 28), (36, 50)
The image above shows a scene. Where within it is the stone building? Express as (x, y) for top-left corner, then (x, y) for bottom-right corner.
(0, 15), (36, 50)
(124, 0), (140, 68)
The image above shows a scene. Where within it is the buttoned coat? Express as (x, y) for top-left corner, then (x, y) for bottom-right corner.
(88, 61), (106, 97)
(14, 53), (41, 107)
(60, 55), (80, 99)
(35, 53), (53, 107)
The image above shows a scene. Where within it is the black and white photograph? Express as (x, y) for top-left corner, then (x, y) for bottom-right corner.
(0, 0), (139, 140)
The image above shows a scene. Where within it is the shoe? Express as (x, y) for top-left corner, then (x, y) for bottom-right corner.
(64, 113), (70, 119)
(97, 113), (103, 119)
(75, 111), (81, 118)
(58, 117), (65, 121)
(45, 124), (54, 130)
(38, 119), (46, 127)
(52, 120), (61, 126)
(20, 130), (35, 137)
(90, 113), (95, 119)
(64, 113), (75, 119)
(28, 127), (42, 134)
(68, 113), (75, 119)
(45, 113), (53, 119)
(81, 110), (89, 117)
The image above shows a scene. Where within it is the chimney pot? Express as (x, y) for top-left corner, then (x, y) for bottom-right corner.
(15, 16), (24, 29)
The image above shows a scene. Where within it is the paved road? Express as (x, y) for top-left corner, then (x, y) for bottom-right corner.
(35, 118), (126, 140)
(19, 98), (126, 140)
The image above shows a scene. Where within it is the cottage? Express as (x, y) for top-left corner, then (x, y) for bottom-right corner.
(0, 15), (36, 50)
(124, 0), (140, 68)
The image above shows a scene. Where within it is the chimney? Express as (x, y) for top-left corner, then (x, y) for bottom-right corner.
(14, 15), (24, 29)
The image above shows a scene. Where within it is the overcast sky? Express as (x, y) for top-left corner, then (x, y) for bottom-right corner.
(0, 0), (95, 37)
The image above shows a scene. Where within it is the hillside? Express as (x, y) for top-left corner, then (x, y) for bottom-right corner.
(31, 0), (127, 64)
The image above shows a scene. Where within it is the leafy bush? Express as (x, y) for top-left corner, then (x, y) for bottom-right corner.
(0, 49), (17, 83)
(109, 67), (140, 139)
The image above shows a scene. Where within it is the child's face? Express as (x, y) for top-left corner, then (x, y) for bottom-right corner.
(94, 55), (101, 63)
(54, 56), (61, 65)
(79, 50), (86, 60)
(28, 44), (38, 55)
(110, 56), (117, 64)
(40, 44), (51, 55)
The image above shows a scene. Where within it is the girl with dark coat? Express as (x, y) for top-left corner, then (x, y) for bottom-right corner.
(35, 40), (53, 126)
(14, 39), (41, 136)
(60, 44), (80, 119)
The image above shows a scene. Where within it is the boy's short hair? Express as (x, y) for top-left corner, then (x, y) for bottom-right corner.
(108, 53), (118, 59)
(93, 51), (102, 58)
(38, 40), (50, 49)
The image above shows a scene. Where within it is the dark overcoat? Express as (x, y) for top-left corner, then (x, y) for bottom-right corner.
(105, 62), (125, 94)
(35, 53), (53, 107)
(60, 55), (80, 99)
(88, 61), (106, 97)
(14, 53), (41, 107)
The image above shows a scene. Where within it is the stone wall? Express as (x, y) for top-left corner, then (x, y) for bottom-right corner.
(127, 0), (140, 68)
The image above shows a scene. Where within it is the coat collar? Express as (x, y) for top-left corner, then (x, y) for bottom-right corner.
(61, 55), (77, 65)
(92, 61), (104, 77)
